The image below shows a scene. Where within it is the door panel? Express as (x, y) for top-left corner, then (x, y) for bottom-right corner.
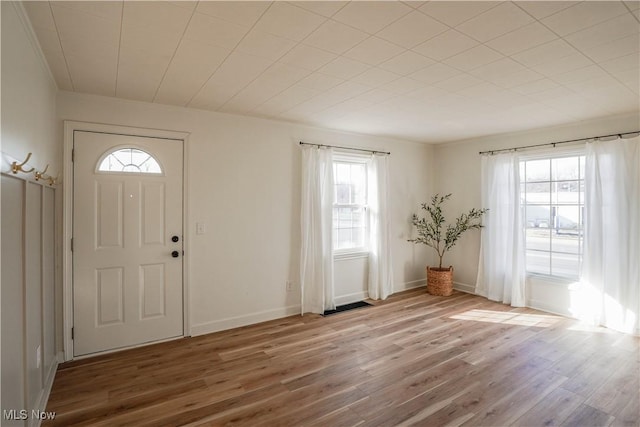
(73, 131), (183, 357)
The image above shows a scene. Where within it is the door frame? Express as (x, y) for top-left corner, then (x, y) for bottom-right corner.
(63, 121), (191, 361)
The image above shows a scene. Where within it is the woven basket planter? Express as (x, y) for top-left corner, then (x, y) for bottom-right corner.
(426, 266), (453, 296)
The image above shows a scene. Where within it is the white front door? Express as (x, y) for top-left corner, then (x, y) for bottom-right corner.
(73, 131), (184, 357)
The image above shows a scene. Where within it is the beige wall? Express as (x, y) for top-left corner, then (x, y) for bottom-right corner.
(1, 1), (61, 424)
(57, 91), (435, 335)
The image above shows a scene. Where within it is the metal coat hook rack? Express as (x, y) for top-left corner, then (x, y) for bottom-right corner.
(11, 152), (35, 174)
(35, 164), (49, 181)
(9, 152), (58, 186)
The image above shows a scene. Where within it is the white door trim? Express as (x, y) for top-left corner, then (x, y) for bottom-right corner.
(63, 121), (191, 361)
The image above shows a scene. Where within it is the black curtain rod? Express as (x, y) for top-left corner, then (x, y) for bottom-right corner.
(479, 131), (640, 155)
(299, 141), (390, 155)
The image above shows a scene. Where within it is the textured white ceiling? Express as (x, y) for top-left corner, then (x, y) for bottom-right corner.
(24, 1), (640, 143)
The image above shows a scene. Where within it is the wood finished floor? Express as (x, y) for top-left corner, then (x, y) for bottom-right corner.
(45, 289), (639, 427)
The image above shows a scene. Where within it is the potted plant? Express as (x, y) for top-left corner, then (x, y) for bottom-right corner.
(408, 194), (487, 296)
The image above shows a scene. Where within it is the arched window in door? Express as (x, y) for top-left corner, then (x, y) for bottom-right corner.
(97, 148), (162, 174)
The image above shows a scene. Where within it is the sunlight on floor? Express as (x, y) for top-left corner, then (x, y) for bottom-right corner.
(450, 309), (562, 327)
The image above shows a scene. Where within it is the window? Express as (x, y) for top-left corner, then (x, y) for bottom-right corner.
(520, 154), (584, 279)
(333, 159), (368, 252)
(98, 148), (162, 174)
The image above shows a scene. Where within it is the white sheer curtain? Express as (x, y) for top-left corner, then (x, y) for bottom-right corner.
(475, 152), (526, 307)
(300, 146), (335, 314)
(367, 154), (393, 300)
(577, 136), (639, 335)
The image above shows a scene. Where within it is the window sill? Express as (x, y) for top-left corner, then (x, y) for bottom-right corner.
(334, 250), (370, 261)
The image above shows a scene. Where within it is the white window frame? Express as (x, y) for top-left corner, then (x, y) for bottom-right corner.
(519, 146), (585, 281)
(332, 152), (370, 257)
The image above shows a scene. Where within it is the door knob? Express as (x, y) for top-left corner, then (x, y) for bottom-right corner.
(171, 235), (179, 242)
(171, 251), (180, 258)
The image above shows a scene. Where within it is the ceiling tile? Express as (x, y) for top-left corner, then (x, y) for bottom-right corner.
(456, 2), (534, 43)
(351, 68), (401, 87)
(116, 52), (169, 102)
(581, 34), (640, 62)
(376, 11), (448, 49)
(549, 65), (610, 85)
(65, 53), (116, 96)
(458, 81), (505, 98)
(259, 62), (312, 86)
(52, 1), (122, 22)
(407, 85), (454, 102)
(418, 1), (500, 27)
(527, 86), (578, 102)
(516, 1), (579, 19)
(486, 22), (558, 56)
(256, 84), (322, 115)
(380, 77), (424, 95)
(317, 57), (371, 80)
(296, 73), (345, 91)
(402, 1), (428, 9)
(511, 39), (578, 67)
(614, 69), (640, 93)
(51, 4), (120, 61)
(291, 1), (348, 18)
(490, 69), (545, 89)
(332, 1), (412, 34)
(432, 74), (484, 92)
(624, 1), (640, 11)
(530, 53), (594, 77)
(22, 0), (640, 144)
(469, 58), (527, 82)
(303, 20), (369, 54)
(154, 39), (230, 106)
(323, 81), (374, 102)
(195, 1), (270, 27)
(120, 24), (181, 59)
(183, 13), (249, 50)
(189, 51), (274, 110)
(122, 1), (193, 32)
(236, 30), (296, 60)
(379, 51), (435, 75)
(279, 44), (337, 71)
(220, 79), (289, 114)
(343, 37), (405, 66)
(443, 45), (504, 72)
(253, 2), (326, 41)
(541, 1), (629, 37)
(511, 78), (560, 95)
(32, 26), (73, 90)
(600, 52), (640, 73)
(410, 63), (463, 85)
(354, 88), (396, 103)
(412, 29), (479, 61)
(23, 1), (57, 31)
(564, 14), (640, 51)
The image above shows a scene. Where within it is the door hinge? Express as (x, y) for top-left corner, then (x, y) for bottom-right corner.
(71, 237), (74, 252)
(71, 148), (75, 162)
(71, 327), (74, 340)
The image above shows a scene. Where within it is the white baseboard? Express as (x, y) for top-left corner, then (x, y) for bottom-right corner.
(190, 305), (302, 337)
(335, 291), (368, 306)
(191, 279), (431, 336)
(395, 279), (426, 292)
(527, 298), (572, 318)
(31, 360), (58, 427)
(453, 281), (477, 294)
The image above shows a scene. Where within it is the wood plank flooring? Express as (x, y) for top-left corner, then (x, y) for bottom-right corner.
(45, 289), (639, 426)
